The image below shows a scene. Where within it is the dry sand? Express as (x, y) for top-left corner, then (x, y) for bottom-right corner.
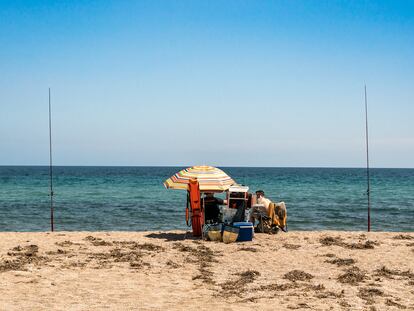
(1, 231), (413, 311)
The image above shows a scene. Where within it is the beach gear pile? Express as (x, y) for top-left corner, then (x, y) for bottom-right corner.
(164, 165), (287, 241)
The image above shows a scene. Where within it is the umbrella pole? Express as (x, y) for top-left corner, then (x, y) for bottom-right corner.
(186, 191), (190, 227)
(201, 192), (204, 238)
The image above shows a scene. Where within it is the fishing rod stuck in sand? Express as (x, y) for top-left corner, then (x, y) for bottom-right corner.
(48, 88), (54, 232)
(364, 85), (371, 232)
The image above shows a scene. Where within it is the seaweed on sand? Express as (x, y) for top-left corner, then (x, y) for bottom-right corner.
(393, 234), (414, 240)
(55, 240), (80, 247)
(358, 287), (384, 304)
(319, 236), (378, 249)
(172, 242), (194, 253)
(186, 245), (219, 264)
(173, 243), (220, 285)
(385, 299), (407, 309)
(346, 240), (377, 249)
(259, 282), (302, 292)
(109, 248), (143, 263)
(315, 289), (345, 299)
(256, 280), (342, 301)
(220, 270), (261, 297)
(337, 266), (366, 285)
(374, 266), (414, 280)
(166, 260), (180, 268)
(284, 270), (314, 282)
(84, 247), (147, 269)
(283, 244), (301, 250)
(113, 241), (164, 252)
(238, 270), (261, 282)
(325, 257), (356, 266)
(45, 249), (67, 256)
(191, 245), (220, 285)
(84, 236), (113, 246)
(319, 236), (344, 247)
(139, 243), (164, 252)
(192, 269), (215, 284)
(1, 245), (47, 273)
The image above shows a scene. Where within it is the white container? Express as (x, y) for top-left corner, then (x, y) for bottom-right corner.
(244, 209), (251, 221)
(221, 207), (237, 223)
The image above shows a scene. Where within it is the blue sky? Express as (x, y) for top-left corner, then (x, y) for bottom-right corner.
(0, 1), (413, 167)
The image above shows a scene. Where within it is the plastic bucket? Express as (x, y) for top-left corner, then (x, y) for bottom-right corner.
(207, 224), (222, 241)
(222, 225), (239, 244)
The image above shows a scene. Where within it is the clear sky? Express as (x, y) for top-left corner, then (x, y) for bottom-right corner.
(0, 1), (413, 167)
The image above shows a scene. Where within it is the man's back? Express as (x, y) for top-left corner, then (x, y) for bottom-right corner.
(257, 196), (271, 210)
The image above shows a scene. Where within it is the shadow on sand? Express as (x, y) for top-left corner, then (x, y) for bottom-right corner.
(145, 232), (196, 241)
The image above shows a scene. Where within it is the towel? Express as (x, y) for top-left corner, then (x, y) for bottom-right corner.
(267, 201), (287, 229)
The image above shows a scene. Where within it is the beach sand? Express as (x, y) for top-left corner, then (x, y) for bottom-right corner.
(1, 231), (413, 311)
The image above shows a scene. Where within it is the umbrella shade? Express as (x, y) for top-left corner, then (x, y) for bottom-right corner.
(164, 165), (235, 192)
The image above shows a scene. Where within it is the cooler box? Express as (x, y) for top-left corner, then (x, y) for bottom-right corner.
(232, 222), (254, 242)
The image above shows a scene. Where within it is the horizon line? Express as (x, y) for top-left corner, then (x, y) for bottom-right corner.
(0, 164), (413, 169)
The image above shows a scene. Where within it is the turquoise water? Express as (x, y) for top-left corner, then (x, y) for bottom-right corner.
(0, 166), (413, 232)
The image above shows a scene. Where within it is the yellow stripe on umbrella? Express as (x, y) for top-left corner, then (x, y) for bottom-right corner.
(164, 165), (235, 192)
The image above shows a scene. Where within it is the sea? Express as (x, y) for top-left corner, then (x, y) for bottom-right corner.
(0, 166), (413, 232)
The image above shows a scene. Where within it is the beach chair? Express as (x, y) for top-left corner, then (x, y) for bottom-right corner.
(251, 209), (273, 233)
(251, 202), (287, 233)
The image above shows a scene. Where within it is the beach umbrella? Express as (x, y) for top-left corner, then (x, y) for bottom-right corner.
(164, 165), (235, 192)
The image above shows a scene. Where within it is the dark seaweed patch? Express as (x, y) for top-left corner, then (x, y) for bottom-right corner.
(358, 287), (384, 304)
(220, 270), (260, 297)
(337, 266), (366, 285)
(319, 236), (378, 249)
(283, 244), (301, 250)
(325, 257), (356, 266)
(1, 245), (47, 273)
(284, 270), (314, 282)
(393, 235), (414, 240)
(55, 241), (80, 247)
(374, 266), (414, 280)
(385, 299), (406, 309)
(319, 236), (344, 246)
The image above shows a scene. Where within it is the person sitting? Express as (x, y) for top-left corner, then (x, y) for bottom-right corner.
(255, 190), (271, 211)
(249, 190), (270, 224)
(202, 192), (225, 224)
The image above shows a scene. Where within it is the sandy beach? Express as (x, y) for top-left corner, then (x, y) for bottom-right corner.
(0, 231), (413, 311)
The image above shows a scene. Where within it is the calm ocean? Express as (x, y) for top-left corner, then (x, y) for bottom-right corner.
(0, 166), (413, 232)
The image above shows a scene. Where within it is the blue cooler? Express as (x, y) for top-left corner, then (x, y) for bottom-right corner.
(232, 222), (254, 242)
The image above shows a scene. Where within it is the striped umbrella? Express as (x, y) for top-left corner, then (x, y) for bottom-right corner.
(164, 165), (235, 191)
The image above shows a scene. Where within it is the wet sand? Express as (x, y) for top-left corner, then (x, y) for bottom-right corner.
(1, 231), (413, 310)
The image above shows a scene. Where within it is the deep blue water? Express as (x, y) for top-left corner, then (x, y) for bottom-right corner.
(0, 166), (413, 232)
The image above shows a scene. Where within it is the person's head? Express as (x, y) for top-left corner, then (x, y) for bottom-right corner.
(256, 190), (265, 198)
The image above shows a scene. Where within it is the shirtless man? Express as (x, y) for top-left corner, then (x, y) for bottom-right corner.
(249, 190), (271, 223)
(255, 190), (271, 211)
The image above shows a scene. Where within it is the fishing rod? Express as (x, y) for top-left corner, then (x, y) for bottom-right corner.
(49, 88), (54, 232)
(364, 85), (371, 232)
